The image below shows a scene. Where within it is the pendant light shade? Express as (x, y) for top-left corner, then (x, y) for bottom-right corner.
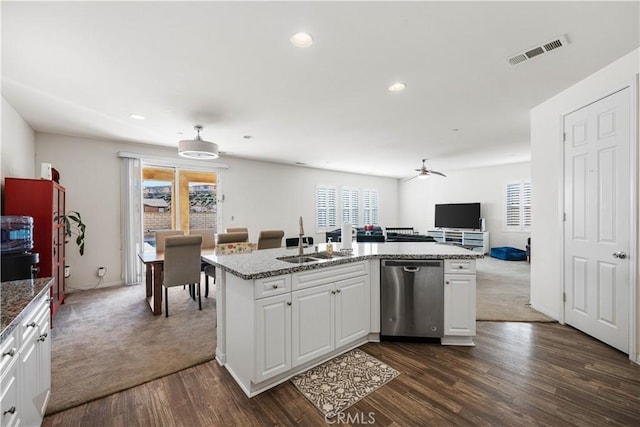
(178, 125), (219, 159)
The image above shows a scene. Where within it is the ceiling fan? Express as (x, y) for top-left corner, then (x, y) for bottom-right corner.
(405, 159), (447, 181)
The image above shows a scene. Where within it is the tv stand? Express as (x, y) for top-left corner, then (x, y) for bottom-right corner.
(427, 230), (489, 254)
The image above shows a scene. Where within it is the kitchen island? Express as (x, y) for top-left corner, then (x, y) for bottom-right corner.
(202, 242), (482, 397)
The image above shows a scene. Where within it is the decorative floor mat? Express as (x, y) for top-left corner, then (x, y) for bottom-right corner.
(291, 348), (400, 418)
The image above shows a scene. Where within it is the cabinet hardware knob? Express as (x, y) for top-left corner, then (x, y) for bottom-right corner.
(331, 290), (336, 294)
(2, 348), (16, 358)
(272, 284), (278, 289)
(336, 289), (341, 293)
(3, 406), (16, 415)
(446, 281), (450, 285)
(26, 321), (37, 328)
(286, 301), (292, 306)
(458, 265), (464, 269)
(38, 332), (48, 342)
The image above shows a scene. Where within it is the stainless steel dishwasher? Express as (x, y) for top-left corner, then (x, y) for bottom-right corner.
(380, 259), (444, 339)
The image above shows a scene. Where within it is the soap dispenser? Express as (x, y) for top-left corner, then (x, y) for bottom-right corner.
(326, 238), (334, 256)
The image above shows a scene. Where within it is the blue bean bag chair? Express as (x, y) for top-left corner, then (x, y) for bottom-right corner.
(490, 246), (527, 261)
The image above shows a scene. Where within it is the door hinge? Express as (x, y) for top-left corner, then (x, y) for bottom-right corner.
(562, 292), (566, 302)
(563, 213), (567, 222)
(563, 132), (566, 142)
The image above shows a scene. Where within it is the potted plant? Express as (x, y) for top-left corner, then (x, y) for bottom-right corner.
(63, 210), (86, 255)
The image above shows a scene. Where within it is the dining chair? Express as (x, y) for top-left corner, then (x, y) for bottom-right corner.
(216, 231), (249, 244)
(189, 229), (216, 297)
(257, 230), (285, 249)
(215, 242), (256, 255)
(225, 227), (248, 234)
(155, 229), (184, 253)
(162, 235), (202, 317)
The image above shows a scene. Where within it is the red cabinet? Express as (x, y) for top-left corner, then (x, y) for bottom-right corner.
(4, 178), (66, 321)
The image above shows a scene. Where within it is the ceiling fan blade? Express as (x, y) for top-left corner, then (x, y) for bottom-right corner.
(430, 170), (447, 177)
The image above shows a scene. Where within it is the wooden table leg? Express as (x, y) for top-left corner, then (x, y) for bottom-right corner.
(145, 262), (163, 315)
(145, 264), (152, 297)
(152, 262), (162, 315)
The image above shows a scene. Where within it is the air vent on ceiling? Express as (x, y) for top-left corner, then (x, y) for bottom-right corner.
(508, 35), (569, 65)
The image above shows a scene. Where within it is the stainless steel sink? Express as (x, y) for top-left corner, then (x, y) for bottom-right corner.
(307, 251), (351, 259)
(277, 255), (320, 264)
(277, 250), (352, 264)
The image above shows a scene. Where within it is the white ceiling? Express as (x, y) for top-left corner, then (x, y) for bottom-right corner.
(2, 1), (638, 179)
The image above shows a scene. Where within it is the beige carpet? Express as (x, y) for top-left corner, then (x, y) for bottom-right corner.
(291, 348), (399, 419)
(476, 256), (554, 322)
(47, 281), (216, 414)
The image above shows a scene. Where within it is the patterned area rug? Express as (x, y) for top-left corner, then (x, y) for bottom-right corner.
(291, 348), (400, 418)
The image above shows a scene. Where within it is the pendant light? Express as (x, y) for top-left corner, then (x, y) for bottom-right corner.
(178, 125), (219, 159)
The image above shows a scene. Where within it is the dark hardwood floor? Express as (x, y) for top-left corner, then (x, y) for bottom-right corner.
(43, 322), (640, 426)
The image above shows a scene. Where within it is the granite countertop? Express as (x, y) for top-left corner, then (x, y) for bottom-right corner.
(202, 241), (483, 280)
(1, 277), (53, 343)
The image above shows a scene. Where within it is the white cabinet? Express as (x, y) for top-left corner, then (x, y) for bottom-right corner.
(254, 293), (291, 383)
(291, 264), (370, 368)
(335, 277), (370, 347)
(428, 230), (489, 254)
(291, 283), (335, 366)
(223, 261), (370, 396)
(0, 293), (51, 427)
(291, 274), (370, 368)
(443, 259), (476, 346)
(1, 331), (20, 427)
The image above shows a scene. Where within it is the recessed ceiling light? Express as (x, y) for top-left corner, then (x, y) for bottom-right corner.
(388, 82), (406, 92)
(129, 113), (145, 120)
(452, 128), (460, 132)
(290, 32), (313, 48)
(243, 135), (253, 140)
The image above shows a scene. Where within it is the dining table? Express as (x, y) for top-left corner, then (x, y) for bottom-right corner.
(138, 248), (216, 315)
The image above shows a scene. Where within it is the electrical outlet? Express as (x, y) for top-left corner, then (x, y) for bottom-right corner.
(97, 267), (106, 277)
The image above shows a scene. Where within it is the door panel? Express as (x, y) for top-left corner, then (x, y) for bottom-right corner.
(563, 87), (631, 353)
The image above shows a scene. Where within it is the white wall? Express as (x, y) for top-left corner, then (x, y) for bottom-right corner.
(530, 48), (639, 360)
(35, 133), (399, 290)
(1, 97), (35, 183)
(398, 162), (531, 249)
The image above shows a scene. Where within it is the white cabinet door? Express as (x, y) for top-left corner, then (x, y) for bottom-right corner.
(292, 283), (335, 367)
(254, 293), (291, 383)
(444, 274), (476, 336)
(19, 333), (39, 427)
(36, 311), (51, 417)
(335, 276), (370, 348)
(1, 350), (20, 427)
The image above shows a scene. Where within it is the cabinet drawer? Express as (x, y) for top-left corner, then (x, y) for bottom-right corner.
(19, 296), (49, 344)
(254, 275), (291, 299)
(292, 261), (368, 291)
(444, 259), (476, 274)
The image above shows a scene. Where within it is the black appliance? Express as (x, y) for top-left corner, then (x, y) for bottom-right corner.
(1, 216), (39, 281)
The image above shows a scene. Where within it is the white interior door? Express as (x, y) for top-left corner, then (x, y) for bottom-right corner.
(563, 87), (631, 353)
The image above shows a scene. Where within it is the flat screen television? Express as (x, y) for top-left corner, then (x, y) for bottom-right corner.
(434, 203), (481, 230)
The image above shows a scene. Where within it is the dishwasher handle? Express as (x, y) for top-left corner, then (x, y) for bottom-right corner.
(403, 266), (421, 273)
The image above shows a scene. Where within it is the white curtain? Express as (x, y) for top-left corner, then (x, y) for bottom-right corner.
(120, 156), (143, 285)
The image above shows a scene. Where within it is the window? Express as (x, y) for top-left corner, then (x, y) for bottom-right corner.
(316, 185), (337, 231)
(342, 188), (359, 226)
(505, 181), (532, 231)
(362, 189), (379, 225)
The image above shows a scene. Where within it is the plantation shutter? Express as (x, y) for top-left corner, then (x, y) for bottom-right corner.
(363, 189), (379, 225)
(505, 181), (532, 231)
(342, 188), (359, 227)
(316, 186), (337, 231)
